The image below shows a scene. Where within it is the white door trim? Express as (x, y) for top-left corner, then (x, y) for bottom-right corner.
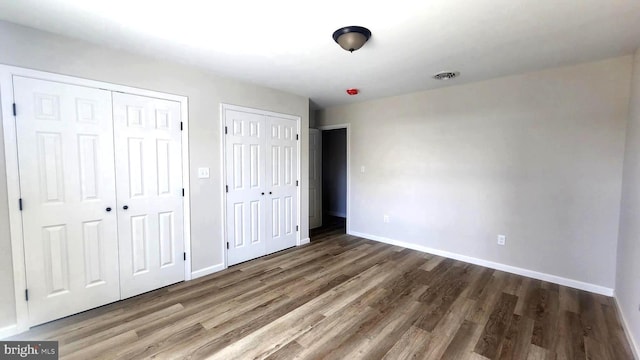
(0, 65), (192, 336)
(220, 103), (301, 269)
(317, 124), (350, 234)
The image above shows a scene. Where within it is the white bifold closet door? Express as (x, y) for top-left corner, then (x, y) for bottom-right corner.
(265, 116), (298, 254)
(14, 76), (120, 326)
(112, 93), (184, 299)
(13, 77), (185, 326)
(225, 109), (298, 266)
(225, 110), (267, 266)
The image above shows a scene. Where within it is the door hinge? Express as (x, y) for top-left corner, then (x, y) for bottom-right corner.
(12, 103), (17, 116)
(180, 122), (183, 131)
(224, 126), (228, 134)
(18, 198), (23, 211)
(296, 225), (299, 232)
(225, 185), (229, 193)
(296, 180), (299, 187)
(183, 252), (186, 261)
(226, 242), (229, 249)
(182, 188), (185, 197)
(296, 134), (299, 140)
(25, 289), (28, 302)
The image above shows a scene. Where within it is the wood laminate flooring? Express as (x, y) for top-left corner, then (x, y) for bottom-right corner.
(9, 222), (634, 359)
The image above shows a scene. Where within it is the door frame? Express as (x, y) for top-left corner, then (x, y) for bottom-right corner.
(0, 65), (192, 336)
(317, 124), (351, 234)
(308, 128), (322, 229)
(220, 103), (302, 269)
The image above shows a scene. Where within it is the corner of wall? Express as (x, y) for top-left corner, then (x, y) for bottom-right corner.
(614, 46), (640, 360)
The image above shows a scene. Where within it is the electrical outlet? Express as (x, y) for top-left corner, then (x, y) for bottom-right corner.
(361, 166), (366, 173)
(383, 215), (390, 223)
(497, 235), (506, 246)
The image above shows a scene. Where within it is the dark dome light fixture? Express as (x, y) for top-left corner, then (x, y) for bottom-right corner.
(332, 26), (371, 52)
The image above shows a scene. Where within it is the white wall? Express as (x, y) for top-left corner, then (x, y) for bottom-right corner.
(616, 48), (640, 357)
(317, 56), (632, 291)
(0, 21), (309, 330)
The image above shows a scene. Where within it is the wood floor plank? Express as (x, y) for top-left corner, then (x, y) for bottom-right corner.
(559, 286), (579, 313)
(441, 320), (479, 360)
(497, 314), (535, 360)
(62, 330), (138, 360)
(351, 301), (426, 359)
(292, 287), (386, 348)
(116, 323), (206, 360)
(526, 344), (550, 360)
(601, 303), (635, 359)
(289, 306), (381, 359)
(468, 268), (496, 300)
(558, 310), (586, 360)
(8, 219), (634, 360)
(584, 336), (610, 360)
(381, 325), (431, 360)
(322, 296), (423, 359)
(514, 277), (534, 316)
(526, 286), (559, 349)
(264, 340), (304, 360)
(420, 296), (478, 359)
(60, 303), (183, 352)
(474, 292), (518, 359)
(578, 290), (610, 345)
(420, 254), (446, 271)
(467, 272), (510, 325)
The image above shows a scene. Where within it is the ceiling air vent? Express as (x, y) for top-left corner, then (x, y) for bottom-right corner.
(433, 71), (460, 80)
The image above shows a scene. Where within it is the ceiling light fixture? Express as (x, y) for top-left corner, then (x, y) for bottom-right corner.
(333, 26), (371, 52)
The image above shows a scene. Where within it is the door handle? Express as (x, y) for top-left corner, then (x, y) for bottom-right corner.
(269, 192), (272, 195)
(106, 207), (112, 212)
(123, 205), (129, 210)
(261, 192), (265, 195)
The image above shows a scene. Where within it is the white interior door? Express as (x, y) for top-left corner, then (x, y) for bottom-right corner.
(309, 129), (322, 229)
(225, 110), (267, 266)
(14, 76), (120, 326)
(112, 93), (184, 299)
(265, 116), (298, 254)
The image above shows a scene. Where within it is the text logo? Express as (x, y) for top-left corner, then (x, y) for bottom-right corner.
(0, 341), (58, 359)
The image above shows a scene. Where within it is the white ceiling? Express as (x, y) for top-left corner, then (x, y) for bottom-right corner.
(1, 0), (639, 108)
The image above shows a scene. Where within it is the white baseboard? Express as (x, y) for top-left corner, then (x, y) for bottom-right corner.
(349, 231), (615, 297)
(299, 238), (311, 245)
(0, 324), (20, 339)
(327, 211), (346, 218)
(191, 263), (225, 280)
(614, 297), (640, 359)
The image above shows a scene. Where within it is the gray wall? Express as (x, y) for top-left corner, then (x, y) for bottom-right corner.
(616, 48), (640, 356)
(322, 129), (347, 217)
(317, 56), (632, 289)
(0, 21), (309, 329)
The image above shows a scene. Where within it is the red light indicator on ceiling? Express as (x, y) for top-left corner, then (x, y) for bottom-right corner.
(346, 88), (359, 95)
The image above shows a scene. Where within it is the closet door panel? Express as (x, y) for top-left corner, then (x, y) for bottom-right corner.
(225, 110), (267, 266)
(14, 76), (120, 326)
(265, 116), (298, 254)
(113, 93), (184, 299)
